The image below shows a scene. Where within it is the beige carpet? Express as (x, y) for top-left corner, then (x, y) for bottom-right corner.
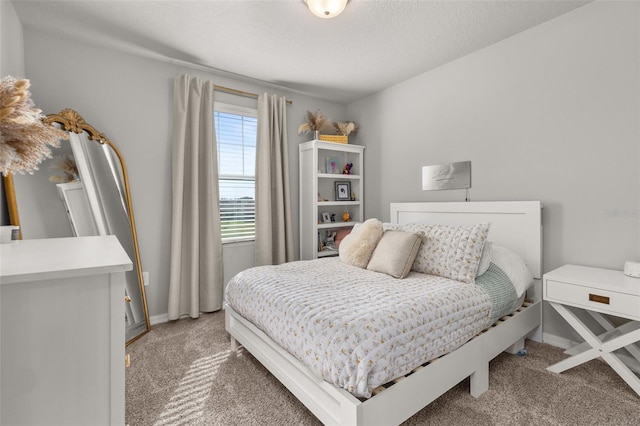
(126, 311), (640, 425)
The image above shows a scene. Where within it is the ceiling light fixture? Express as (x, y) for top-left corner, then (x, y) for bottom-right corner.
(304, 0), (349, 19)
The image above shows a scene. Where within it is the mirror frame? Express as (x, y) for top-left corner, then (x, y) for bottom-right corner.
(3, 109), (151, 345)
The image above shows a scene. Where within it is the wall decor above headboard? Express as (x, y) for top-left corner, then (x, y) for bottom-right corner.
(421, 161), (471, 191)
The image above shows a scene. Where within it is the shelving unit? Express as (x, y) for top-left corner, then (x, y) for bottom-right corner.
(299, 140), (364, 260)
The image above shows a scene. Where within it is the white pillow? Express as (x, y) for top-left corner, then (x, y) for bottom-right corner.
(490, 245), (533, 298)
(339, 218), (383, 268)
(366, 230), (423, 279)
(476, 241), (492, 277)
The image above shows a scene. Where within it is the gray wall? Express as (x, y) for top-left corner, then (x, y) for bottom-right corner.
(0, 1), (25, 401)
(348, 1), (640, 344)
(19, 29), (347, 321)
(0, 1), (24, 77)
(0, 0), (25, 227)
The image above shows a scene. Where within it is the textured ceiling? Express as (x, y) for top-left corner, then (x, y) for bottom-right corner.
(11, 0), (590, 104)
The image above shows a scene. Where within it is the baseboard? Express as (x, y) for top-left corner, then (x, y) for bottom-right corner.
(542, 332), (579, 350)
(150, 310), (226, 325)
(150, 313), (169, 325)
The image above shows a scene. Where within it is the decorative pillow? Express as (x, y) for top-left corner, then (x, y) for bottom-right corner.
(339, 218), (383, 268)
(489, 245), (533, 298)
(476, 241), (493, 277)
(403, 222), (491, 284)
(334, 228), (352, 248)
(382, 222), (403, 232)
(366, 230), (423, 279)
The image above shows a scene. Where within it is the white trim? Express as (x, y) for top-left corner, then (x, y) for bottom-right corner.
(542, 332), (578, 350)
(150, 313), (169, 326)
(222, 238), (255, 246)
(213, 101), (257, 117)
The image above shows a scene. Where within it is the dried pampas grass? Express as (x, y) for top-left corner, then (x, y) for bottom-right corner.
(333, 121), (358, 136)
(298, 109), (331, 135)
(0, 76), (68, 175)
(49, 155), (79, 183)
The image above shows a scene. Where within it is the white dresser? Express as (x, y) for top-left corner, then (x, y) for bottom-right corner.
(0, 236), (132, 425)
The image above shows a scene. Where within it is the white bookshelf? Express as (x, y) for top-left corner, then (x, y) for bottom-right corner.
(299, 140), (364, 260)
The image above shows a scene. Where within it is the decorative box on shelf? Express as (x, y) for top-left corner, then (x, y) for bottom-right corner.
(318, 134), (348, 144)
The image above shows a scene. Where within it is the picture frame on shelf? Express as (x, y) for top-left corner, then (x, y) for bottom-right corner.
(335, 181), (351, 201)
(321, 212), (332, 223)
(326, 156), (340, 174)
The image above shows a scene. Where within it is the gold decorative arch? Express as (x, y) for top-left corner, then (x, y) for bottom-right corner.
(3, 109), (150, 345)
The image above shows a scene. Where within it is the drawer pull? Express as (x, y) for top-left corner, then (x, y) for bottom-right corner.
(588, 293), (610, 305)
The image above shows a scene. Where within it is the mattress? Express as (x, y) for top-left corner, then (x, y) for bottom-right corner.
(225, 257), (522, 398)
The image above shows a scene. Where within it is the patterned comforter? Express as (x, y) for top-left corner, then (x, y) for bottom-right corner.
(224, 258), (502, 398)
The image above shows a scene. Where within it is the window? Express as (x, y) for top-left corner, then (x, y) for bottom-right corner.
(214, 103), (257, 242)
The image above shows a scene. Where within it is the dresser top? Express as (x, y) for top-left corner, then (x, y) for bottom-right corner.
(544, 264), (640, 296)
(0, 235), (132, 285)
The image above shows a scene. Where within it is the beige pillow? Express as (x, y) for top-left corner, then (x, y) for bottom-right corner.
(339, 218), (383, 268)
(367, 230), (423, 278)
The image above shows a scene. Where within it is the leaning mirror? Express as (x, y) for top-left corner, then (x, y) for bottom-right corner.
(3, 109), (150, 345)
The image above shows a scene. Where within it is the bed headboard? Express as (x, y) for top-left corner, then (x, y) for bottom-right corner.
(390, 201), (542, 279)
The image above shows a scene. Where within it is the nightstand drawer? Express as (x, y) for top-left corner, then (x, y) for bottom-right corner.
(545, 279), (640, 320)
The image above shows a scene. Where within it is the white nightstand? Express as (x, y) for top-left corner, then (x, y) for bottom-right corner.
(543, 264), (640, 396)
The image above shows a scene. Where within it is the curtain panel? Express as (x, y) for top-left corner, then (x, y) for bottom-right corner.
(168, 74), (223, 320)
(255, 93), (295, 265)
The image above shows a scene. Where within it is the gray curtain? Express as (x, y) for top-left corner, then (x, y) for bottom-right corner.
(255, 93), (295, 265)
(168, 74), (223, 320)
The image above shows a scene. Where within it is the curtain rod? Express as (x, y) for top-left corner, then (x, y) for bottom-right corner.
(213, 84), (293, 105)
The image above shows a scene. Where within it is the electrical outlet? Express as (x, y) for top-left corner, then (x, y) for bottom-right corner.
(143, 271), (149, 286)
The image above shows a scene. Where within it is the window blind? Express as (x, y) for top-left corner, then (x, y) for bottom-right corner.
(214, 105), (257, 242)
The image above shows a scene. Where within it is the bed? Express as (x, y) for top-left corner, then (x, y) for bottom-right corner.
(225, 201), (542, 425)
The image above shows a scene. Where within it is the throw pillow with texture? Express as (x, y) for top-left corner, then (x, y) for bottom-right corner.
(334, 228), (352, 248)
(366, 230), (423, 278)
(402, 222), (491, 284)
(339, 218), (384, 268)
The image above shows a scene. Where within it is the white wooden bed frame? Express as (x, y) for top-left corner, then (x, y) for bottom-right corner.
(225, 201), (542, 425)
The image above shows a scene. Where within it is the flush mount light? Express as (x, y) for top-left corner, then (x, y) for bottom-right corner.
(304, 0), (349, 19)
